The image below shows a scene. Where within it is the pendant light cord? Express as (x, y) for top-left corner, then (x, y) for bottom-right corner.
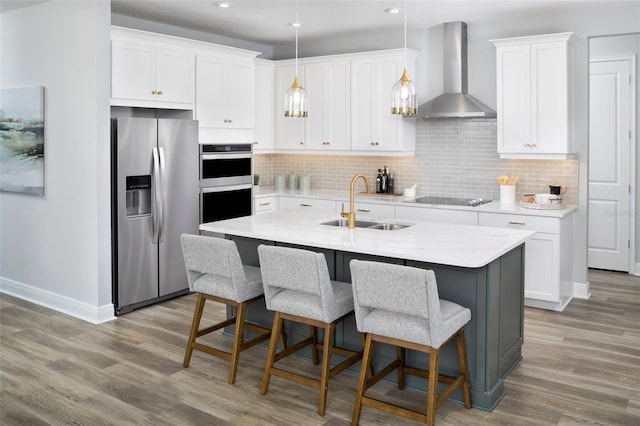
(295, 26), (299, 77)
(403, 0), (407, 69)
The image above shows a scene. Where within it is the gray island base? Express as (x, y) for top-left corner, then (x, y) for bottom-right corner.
(200, 211), (532, 411)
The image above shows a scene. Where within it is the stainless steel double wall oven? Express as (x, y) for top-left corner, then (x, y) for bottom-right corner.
(199, 143), (253, 223)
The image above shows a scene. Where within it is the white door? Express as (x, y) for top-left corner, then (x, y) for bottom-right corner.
(588, 59), (632, 271)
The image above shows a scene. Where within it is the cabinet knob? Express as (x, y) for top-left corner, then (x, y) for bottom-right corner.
(253, 141), (259, 144)
(530, 143), (537, 148)
(524, 143), (530, 148)
(157, 90), (163, 95)
(152, 90), (158, 95)
(299, 141), (304, 145)
(371, 141), (380, 146)
(323, 141), (331, 146)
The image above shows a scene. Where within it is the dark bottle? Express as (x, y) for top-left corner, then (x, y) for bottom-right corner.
(381, 166), (388, 193)
(376, 169), (382, 193)
(388, 173), (394, 194)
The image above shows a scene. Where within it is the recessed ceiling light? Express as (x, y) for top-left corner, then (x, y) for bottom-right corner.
(289, 22), (303, 28)
(385, 7), (401, 14)
(217, 2), (231, 8)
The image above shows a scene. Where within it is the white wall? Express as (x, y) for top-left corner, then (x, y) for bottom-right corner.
(0, 0), (113, 323)
(590, 33), (640, 272)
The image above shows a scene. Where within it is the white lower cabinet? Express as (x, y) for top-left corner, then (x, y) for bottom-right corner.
(479, 212), (575, 311)
(254, 195), (276, 214)
(279, 196), (336, 214)
(335, 201), (395, 220)
(395, 206), (478, 225)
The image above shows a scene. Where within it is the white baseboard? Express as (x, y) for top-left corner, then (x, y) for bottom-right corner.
(573, 280), (591, 300)
(0, 277), (116, 324)
(634, 263), (640, 276)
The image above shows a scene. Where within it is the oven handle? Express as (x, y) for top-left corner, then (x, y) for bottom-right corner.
(201, 153), (252, 160)
(201, 183), (253, 193)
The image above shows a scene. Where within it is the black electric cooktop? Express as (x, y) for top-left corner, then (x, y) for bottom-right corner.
(406, 196), (492, 207)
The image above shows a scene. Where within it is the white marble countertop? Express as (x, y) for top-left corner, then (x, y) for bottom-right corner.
(254, 188), (577, 218)
(200, 210), (534, 268)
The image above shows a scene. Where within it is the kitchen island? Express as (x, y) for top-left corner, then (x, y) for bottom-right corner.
(200, 211), (534, 411)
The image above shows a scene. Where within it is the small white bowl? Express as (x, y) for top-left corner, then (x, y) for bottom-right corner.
(404, 187), (416, 198)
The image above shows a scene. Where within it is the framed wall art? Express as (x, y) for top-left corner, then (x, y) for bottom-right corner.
(0, 86), (45, 196)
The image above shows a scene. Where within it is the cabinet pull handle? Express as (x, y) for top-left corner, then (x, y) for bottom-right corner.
(157, 90), (163, 95)
(524, 143), (530, 148)
(530, 143), (536, 148)
(253, 141), (259, 144)
(260, 202), (271, 207)
(300, 203), (312, 207)
(323, 141), (331, 145)
(357, 209), (371, 213)
(152, 90), (158, 95)
(508, 221), (526, 225)
(371, 141), (380, 146)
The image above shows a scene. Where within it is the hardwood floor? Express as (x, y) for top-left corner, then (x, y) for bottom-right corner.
(1, 269), (639, 425)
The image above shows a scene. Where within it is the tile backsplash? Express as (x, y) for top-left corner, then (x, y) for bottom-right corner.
(254, 118), (578, 205)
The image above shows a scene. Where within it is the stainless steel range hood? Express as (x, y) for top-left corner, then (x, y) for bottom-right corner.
(418, 22), (496, 118)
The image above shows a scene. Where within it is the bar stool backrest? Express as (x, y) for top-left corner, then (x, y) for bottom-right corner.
(350, 260), (443, 342)
(181, 234), (249, 300)
(258, 245), (337, 318)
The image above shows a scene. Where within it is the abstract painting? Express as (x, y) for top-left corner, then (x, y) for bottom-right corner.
(0, 86), (45, 196)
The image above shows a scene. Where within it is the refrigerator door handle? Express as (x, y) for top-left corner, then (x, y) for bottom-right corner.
(152, 146), (162, 243)
(158, 146), (167, 242)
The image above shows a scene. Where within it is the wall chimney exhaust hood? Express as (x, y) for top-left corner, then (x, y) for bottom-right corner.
(418, 21), (496, 118)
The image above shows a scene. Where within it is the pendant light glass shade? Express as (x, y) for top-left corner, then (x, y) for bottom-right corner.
(284, 75), (308, 117)
(284, 24), (308, 118)
(391, 1), (417, 116)
(391, 68), (417, 115)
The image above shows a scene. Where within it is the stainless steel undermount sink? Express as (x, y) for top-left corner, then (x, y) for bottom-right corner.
(320, 219), (412, 230)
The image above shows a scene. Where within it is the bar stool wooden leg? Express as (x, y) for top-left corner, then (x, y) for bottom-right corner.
(397, 346), (406, 390)
(310, 326), (319, 365)
(261, 311), (283, 395)
(352, 333), (373, 426)
(228, 301), (248, 384)
(183, 294), (206, 368)
(457, 328), (472, 408)
(426, 348), (440, 426)
(318, 323), (334, 416)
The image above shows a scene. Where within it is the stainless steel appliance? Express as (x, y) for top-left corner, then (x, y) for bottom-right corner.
(199, 143), (253, 223)
(111, 117), (199, 315)
(405, 195), (492, 207)
(418, 22), (496, 118)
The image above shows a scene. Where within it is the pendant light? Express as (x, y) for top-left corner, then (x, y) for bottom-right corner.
(284, 21), (308, 118)
(391, 0), (417, 116)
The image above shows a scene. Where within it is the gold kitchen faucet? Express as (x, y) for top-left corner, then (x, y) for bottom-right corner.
(340, 173), (371, 229)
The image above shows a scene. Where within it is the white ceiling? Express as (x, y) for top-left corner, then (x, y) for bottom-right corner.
(108, 0), (636, 46)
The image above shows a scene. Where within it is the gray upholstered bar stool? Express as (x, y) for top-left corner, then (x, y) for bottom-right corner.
(180, 234), (273, 384)
(257, 244), (363, 416)
(349, 260), (472, 426)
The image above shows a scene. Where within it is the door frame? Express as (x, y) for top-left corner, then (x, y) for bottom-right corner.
(588, 54), (637, 274)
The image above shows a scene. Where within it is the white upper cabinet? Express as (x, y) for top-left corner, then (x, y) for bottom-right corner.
(492, 33), (574, 159)
(253, 59), (275, 152)
(273, 49), (417, 155)
(111, 38), (195, 108)
(275, 65), (307, 150)
(350, 51), (417, 154)
(305, 60), (351, 151)
(196, 54), (255, 129)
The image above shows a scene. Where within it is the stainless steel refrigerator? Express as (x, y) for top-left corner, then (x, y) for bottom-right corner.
(111, 117), (199, 315)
